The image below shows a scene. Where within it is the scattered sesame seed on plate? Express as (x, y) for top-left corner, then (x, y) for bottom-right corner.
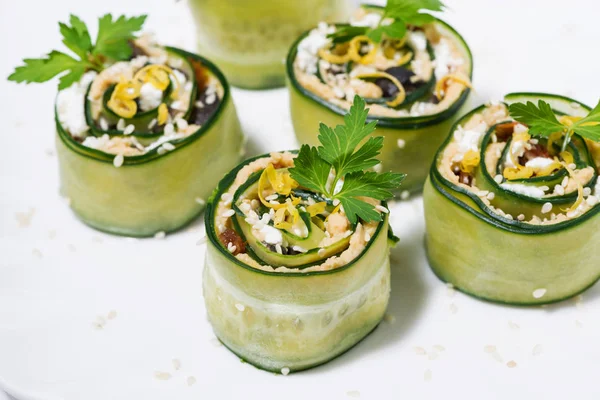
(154, 231), (166, 239)
(15, 209), (35, 228)
(413, 346), (427, 355)
(281, 367), (290, 376)
(172, 359), (181, 370)
(154, 371), (172, 380)
(107, 310), (117, 320)
(424, 369), (432, 382)
(484, 345), (496, 353)
(506, 360), (517, 368)
(433, 345), (446, 352)
(186, 376), (197, 386)
(532, 288), (547, 299)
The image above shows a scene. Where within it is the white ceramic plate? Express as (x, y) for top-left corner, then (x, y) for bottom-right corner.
(1, 0), (599, 399)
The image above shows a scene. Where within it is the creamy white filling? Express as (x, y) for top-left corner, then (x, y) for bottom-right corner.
(296, 24), (333, 75)
(451, 123), (487, 162)
(56, 71), (97, 138)
(350, 12), (381, 28)
(525, 157), (555, 170)
(260, 225), (283, 245)
(504, 139), (529, 169)
(432, 38), (463, 80)
(138, 83), (163, 112)
(500, 183), (547, 198)
(408, 31), (427, 51)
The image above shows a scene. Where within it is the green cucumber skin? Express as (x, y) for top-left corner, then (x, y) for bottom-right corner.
(187, 0), (351, 89)
(203, 221), (391, 372)
(424, 177), (600, 305)
(423, 92), (600, 305)
(55, 48), (244, 237)
(56, 100), (242, 237)
(286, 17), (473, 194)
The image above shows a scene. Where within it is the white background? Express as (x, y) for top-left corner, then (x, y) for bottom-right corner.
(0, 0), (599, 399)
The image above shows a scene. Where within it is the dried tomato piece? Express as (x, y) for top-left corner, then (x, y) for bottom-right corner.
(219, 228), (246, 255)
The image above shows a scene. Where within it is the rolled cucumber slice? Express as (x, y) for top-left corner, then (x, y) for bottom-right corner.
(287, 4), (473, 194)
(424, 92), (600, 305)
(203, 153), (394, 372)
(56, 47), (243, 236)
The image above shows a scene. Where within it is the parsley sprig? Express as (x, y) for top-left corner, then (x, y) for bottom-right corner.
(329, 0), (445, 44)
(509, 100), (600, 150)
(290, 96), (405, 224)
(8, 14), (147, 90)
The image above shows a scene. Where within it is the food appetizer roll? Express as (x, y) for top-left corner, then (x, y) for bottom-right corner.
(9, 15), (243, 237)
(204, 97), (404, 372)
(287, 1), (472, 193)
(188, 0), (352, 89)
(425, 93), (600, 304)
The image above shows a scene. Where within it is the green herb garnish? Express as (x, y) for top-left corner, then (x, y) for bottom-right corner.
(329, 0), (445, 44)
(8, 14), (147, 90)
(509, 100), (600, 150)
(290, 96), (405, 224)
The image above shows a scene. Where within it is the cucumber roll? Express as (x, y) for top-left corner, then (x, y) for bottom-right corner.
(204, 97), (405, 372)
(424, 93), (600, 305)
(9, 15), (243, 236)
(187, 0), (352, 89)
(287, 2), (473, 194)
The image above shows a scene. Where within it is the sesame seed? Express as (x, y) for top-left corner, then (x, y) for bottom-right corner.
(494, 174), (504, 184)
(222, 209), (235, 218)
(532, 288), (547, 299)
(477, 190), (489, 197)
(123, 124), (135, 135)
(484, 345), (496, 353)
(113, 154), (124, 168)
(164, 123), (175, 136)
(227, 243), (237, 253)
(154, 371), (172, 380)
(505, 214), (513, 220)
(107, 310), (117, 320)
(506, 360), (517, 368)
(157, 147), (167, 155)
(186, 376), (196, 386)
(517, 214), (525, 221)
(413, 346), (427, 355)
(235, 303), (245, 312)
(397, 139), (406, 149)
(195, 197), (206, 205)
(541, 202), (552, 214)
(561, 176), (569, 187)
(487, 192), (495, 200)
(162, 142), (175, 151)
(318, 248), (326, 256)
(375, 205), (389, 213)
(205, 94), (216, 105)
(554, 185), (565, 196)
(333, 87), (345, 98)
(292, 245), (307, 253)
(424, 369), (432, 382)
(568, 163), (576, 170)
(99, 118), (109, 131)
(196, 236), (207, 246)
(333, 198), (341, 206)
(195, 100), (204, 108)
(265, 194), (278, 201)
(364, 232), (371, 242)
(281, 367), (290, 376)
(582, 187), (592, 197)
(117, 118), (126, 130)
(175, 118), (188, 130)
(275, 244), (282, 254)
(172, 359), (181, 370)
(221, 192), (233, 204)
(400, 190), (410, 200)
(532, 344), (543, 356)
(148, 118), (157, 129)
(154, 231), (166, 239)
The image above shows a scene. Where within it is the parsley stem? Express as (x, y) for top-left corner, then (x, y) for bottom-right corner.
(561, 131), (571, 153)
